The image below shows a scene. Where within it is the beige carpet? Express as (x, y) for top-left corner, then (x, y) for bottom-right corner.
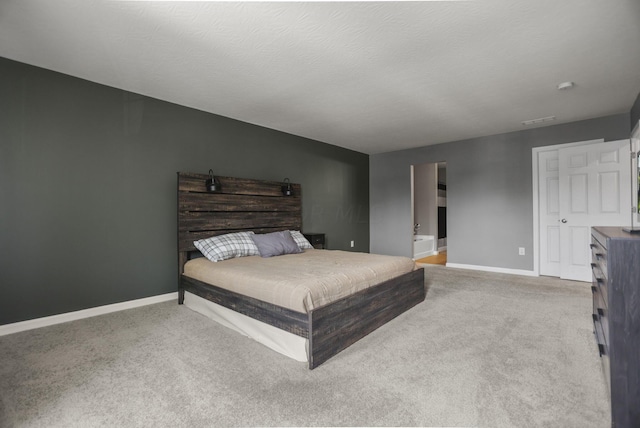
(0, 265), (609, 427)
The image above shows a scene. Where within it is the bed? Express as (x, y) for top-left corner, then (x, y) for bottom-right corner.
(177, 172), (425, 369)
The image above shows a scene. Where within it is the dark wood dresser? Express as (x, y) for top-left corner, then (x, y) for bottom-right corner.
(591, 227), (640, 427)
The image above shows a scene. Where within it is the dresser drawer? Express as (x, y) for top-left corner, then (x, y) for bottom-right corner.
(594, 320), (612, 397)
(593, 312), (608, 354)
(590, 238), (608, 279)
(592, 284), (604, 314)
(591, 264), (608, 309)
(596, 306), (609, 347)
(592, 281), (609, 343)
(600, 343), (611, 394)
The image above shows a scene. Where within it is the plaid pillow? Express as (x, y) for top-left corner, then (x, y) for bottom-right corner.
(194, 231), (260, 262)
(289, 230), (314, 250)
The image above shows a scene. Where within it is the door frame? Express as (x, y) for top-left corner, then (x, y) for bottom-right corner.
(411, 161), (447, 259)
(531, 139), (603, 276)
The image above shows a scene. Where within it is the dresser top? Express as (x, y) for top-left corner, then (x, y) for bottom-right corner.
(593, 226), (640, 241)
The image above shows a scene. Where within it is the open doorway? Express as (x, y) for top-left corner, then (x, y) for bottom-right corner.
(411, 162), (447, 264)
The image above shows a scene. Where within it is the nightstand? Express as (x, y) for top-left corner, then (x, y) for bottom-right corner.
(303, 233), (325, 249)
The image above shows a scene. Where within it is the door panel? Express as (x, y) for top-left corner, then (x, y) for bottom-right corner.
(600, 172), (619, 212)
(569, 174), (588, 213)
(569, 226), (588, 265)
(547, 177), (559, 213)
(538, 150), (561, 276)
(546, 226), (560, 264)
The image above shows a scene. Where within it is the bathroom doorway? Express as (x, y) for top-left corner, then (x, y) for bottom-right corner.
(411, 162), (447, 264)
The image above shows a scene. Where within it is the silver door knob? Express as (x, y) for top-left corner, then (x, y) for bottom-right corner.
(561, 218), (568, 223)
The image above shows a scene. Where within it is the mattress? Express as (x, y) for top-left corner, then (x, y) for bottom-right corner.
(183, 249), (417, 314)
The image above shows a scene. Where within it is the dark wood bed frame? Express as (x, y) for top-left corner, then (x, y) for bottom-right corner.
(177, 172), (425, 369)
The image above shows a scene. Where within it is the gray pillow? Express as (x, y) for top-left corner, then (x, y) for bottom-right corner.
(251, 231), (302, 258)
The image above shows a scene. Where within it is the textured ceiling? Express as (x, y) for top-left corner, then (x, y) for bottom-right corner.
(1, 0), (639, 154)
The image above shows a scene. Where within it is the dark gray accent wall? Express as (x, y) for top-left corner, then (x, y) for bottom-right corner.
(0, 57), (369, 325)
(371, 114), (630, 271)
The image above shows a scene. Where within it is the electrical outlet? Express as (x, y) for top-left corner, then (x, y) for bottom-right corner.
(518, 247), (525, 255)
(350, 240), (355, 248)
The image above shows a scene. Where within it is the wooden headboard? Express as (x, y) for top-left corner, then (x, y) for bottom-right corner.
(177, 172), (302, 274)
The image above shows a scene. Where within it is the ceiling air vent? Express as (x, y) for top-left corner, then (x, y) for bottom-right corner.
(522, 116), (556, 126)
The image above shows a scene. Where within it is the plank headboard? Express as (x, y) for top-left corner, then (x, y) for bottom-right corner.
(177, 172), (302, 275)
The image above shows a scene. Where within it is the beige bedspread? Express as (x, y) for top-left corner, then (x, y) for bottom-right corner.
(183, 249), (417, 314)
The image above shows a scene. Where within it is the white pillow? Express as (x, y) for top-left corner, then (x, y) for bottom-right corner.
(194, 231), (260, 262)
(289, 230), (314, 250)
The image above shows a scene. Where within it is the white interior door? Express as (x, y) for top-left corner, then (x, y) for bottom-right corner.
(538, 150), (561, 277)
(558, 139), (630, 281)
(632, 122), (640, 229)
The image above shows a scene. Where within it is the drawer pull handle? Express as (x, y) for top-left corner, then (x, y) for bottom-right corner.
(598, 343), (605, 357)
(591, 286), (597, 293)
(595, 253), (604, 259)
(597, 308), (605, 316)
(595, 277), (604, 283)
(592, 313), (599, 322)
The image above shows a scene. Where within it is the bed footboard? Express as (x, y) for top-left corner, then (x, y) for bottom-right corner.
(179, 267), (425, 369)
(181, 275), (309, 337)
(308, 267), (425, 369)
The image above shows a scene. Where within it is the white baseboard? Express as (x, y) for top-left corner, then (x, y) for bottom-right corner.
(445, 263), (537, 277)
(0, 292), (178, 337)
(413, 250), (437, 260)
